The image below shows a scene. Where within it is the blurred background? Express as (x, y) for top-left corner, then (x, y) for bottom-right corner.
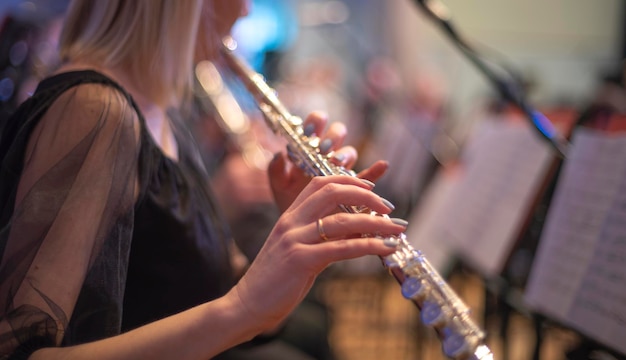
(2, 1), (625, 360)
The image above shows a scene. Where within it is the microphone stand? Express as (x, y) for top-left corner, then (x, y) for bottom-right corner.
(412, 0), (571, 158)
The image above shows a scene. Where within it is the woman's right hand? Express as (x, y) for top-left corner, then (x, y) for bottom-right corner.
(228, 173), (408, 332)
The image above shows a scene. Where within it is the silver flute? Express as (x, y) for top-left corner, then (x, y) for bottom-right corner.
(220, 36), (494, 360)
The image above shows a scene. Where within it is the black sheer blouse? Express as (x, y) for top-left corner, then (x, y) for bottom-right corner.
(0, 71), (237, 358)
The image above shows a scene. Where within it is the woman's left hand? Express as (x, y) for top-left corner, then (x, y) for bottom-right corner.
(267, 111), (388, 212)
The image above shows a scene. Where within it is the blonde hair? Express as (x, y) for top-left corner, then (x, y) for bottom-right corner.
(59, 0), (204, 106)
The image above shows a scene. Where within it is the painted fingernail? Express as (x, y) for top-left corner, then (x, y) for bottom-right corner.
(380, 197), (395, 211)
(390, 218), (408, 228)
(333, 153), (346, 163)
(383, 237), (400, 248)
(319, 138), (333, 153)
(303, 123), (316, 137)
(360, 179), (375, 188)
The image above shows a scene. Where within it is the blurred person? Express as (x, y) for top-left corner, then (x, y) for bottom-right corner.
(0, 1), (408, 360)
(191, 3), (337, 357)
(358, 64), (451, 219)
(189, 0), (280, 261)
(355, 56), (404, 158)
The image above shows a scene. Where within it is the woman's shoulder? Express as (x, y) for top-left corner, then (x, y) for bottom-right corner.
(39, 69), (142, 127)
(42, 69), (132, 103)
(39, 88), (134, 148)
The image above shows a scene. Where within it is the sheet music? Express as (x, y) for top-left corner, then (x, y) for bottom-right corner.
(406, 168), (461, 273)
(524, 128), (626, 354)
(434, 119), (554, 276)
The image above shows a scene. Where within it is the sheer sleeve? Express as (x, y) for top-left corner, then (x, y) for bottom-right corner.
(0, 83), (141, 357)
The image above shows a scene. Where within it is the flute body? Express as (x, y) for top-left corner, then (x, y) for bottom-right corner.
(220, 37), (493, 360)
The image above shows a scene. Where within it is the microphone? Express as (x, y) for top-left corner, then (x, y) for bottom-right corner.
(411, 0), (570, 158)
(416, 0), (451, 22)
